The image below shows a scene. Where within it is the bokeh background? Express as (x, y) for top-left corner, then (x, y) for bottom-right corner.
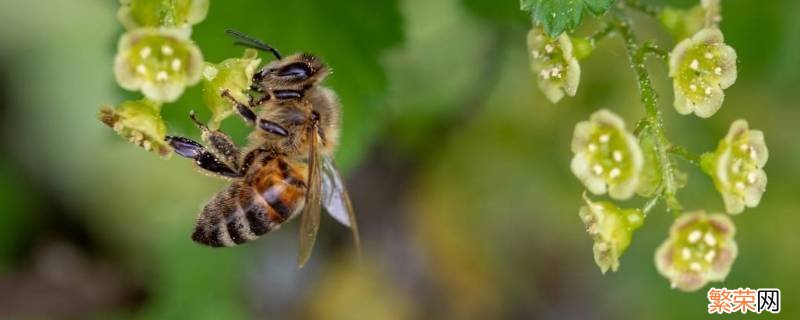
(0, 0), (798, 319)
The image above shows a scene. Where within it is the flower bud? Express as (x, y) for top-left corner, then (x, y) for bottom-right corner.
(98, 99), (171, 157)
(579, 194), (644, 274)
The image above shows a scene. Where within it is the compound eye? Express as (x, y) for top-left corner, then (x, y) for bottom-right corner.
(277, 62), (311, 79)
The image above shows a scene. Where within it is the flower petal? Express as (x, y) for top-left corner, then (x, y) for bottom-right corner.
(691, 85), (724, 118)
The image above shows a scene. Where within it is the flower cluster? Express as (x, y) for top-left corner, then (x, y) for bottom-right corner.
(655, 211), (737, 291)
(101, 0), (212, 157)
(571, 109), (643, 200)
(703, 120), (768, 214)
(538, 0), (765, 293)
(526, 28), (580, 103)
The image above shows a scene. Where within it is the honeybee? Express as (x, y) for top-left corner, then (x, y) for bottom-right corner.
(165, 30), (359, 267)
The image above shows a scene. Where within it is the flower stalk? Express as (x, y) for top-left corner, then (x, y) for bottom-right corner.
(614, 13), (682, 211)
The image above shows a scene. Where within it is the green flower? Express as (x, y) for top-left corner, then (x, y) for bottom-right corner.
(655, 211), (737, 292)
(114, 28), (203, 103)
(668, 28), (737, 118)
(98, 99), (171, 157)
(527, 27), (580, 103)
(571, 109), (643, 200)
(117, 0), (209, 31)
(579, 194), (644, 274)
(702, 120), (768, 214)
(201, 49), (262, 129)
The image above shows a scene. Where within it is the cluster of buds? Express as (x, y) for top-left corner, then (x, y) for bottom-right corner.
(101, 0), (257, 158)
(100, 0), (212, 157)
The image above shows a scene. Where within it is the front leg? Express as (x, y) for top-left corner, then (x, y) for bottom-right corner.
(221, 90), (290, 138)
(222, 89), (258, 125)
(165, 136), (241, 178)
(189, 110), (240, 169)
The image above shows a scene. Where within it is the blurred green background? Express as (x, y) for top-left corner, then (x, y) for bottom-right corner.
(0, 0), (798, 319)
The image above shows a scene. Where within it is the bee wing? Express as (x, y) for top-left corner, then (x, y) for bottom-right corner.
(297, 125), (322, 268)
(321, 155), (361, 253)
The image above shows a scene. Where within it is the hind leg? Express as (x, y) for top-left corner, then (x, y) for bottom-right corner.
(165, 136), (241, 178)
(222, 89), (261, 125)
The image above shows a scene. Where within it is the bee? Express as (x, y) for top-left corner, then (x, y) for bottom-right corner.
(165, 30), (359, 267)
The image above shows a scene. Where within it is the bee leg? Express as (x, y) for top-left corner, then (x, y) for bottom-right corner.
(188, 110), (241, 170)
(273, 90), (303, 100)
(220, 90), (287, 138)
(222, 89), (257, 125)
(165, 136), (241, 178)
(247, 91), (271, 108)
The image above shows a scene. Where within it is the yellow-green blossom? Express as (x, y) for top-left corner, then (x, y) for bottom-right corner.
(114, 28), (203, 103)
(571, 110), (643, 200)
(669, 28), (737, 118)
(202, 49), (262, 129)
(579, 194), (644, 274)
(655, 211), (737, 292)
(99, 99), (171, 157)
(527, 28), (580, 103)
(702, 120), (768, 214)
(117, 0), (209, 31)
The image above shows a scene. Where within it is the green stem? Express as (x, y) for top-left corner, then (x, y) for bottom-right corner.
(668, 144), (701, 166)
(588, 24), (616, 45)
(642, 194), (661, 215)
(614, 13), (681, 211)
(640, 41), (668, 60)
(622, 0), (661, 17)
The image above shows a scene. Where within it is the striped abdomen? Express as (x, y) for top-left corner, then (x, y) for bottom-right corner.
(192, 157), (308, 247)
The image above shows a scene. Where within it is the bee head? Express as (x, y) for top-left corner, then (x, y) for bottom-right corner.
(255, 53), (328, 90)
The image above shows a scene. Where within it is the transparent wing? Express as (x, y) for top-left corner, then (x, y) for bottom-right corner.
(297, 126), (322, 268)
(321, 155), (361, 254)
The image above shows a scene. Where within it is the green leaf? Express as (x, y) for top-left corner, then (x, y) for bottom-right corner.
(584, 0), (614, 15)
(521, 0), (614, 37)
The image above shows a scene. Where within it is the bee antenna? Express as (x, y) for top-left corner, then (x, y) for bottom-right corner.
(225, 29), (282, 60)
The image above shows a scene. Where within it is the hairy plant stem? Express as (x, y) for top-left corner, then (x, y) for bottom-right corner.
(588, 24), (616, 45)
(623, 0), (661, 17)
(667, 144), (701, 166)
(613, 13), (682, 212)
